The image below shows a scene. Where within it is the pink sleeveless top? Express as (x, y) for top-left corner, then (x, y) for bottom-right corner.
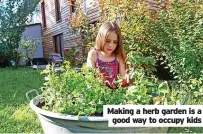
(95, 49), (119, 84)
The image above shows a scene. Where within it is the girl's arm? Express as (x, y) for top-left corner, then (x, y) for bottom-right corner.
(117, 57), (126, 78)
(117, 56), (131, 87)
(86, 48), (97, 68)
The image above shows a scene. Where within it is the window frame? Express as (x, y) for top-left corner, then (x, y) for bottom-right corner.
(53, 34), (63, 56)
(41, 1), (47, 28)
(70, 0), (76, 14)
(55, 0), (61, 22)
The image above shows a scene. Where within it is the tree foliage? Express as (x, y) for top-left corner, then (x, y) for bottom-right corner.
(19, 36), (41, 66)
(0, 0), (40, 66)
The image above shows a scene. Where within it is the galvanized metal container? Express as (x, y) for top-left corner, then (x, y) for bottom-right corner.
(30, 95), (168, 133)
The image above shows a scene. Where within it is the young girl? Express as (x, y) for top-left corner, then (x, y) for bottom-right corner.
(86, 22), (130, 89)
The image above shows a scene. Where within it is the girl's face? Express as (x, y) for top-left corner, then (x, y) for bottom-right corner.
(103, 31), (118, 55)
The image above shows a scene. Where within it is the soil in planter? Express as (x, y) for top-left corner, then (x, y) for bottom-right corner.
(94, 112), (103, 116)
(36, 101), (45, 108)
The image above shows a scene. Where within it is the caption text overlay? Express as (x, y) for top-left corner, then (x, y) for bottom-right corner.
(103, 105), (203, 127)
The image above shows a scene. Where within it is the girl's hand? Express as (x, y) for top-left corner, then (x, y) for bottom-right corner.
(121, 79), (131, 87)
(104, 80), (117, 89)
(122, 72), (131, 87)
(125, 71), (130, 83)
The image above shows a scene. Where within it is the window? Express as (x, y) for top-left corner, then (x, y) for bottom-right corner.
(70, 0), (76, 14)
(53, 34), (63, 56)
(55, 0), (61, 21)
(41, 1), (46, 28)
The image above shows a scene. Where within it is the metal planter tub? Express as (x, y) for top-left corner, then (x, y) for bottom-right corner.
(29, 95), (168, 133)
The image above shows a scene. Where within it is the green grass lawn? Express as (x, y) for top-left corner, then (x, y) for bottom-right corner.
(0, 67), (43, 133)
(0, 67), (203, 133)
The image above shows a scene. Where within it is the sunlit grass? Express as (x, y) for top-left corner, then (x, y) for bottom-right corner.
(0, 67), (43, 133)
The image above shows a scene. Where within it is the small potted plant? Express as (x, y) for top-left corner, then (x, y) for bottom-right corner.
(27, 61), (186, 133)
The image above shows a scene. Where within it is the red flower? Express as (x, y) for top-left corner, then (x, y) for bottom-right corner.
(65, 48), (69, 52)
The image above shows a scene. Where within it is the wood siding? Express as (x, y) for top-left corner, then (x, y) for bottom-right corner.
(41, 0), (100, 58)
(85, 0), (100, 23)
(41, 0), (77, 58)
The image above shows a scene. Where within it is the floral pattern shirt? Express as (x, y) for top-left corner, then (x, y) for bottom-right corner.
(96, 58), (119, 84)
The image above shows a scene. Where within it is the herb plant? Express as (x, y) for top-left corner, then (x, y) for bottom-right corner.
(40, 61), (185, 116)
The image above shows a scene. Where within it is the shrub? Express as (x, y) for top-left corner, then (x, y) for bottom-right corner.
(18, 37), (41, 66)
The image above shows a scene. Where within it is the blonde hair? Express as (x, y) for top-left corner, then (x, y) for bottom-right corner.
(95, 22), (127, 66)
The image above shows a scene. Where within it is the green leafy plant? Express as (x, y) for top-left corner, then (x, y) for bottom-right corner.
(64, 47), (76, 67)
(140, 1), (203, 83)
(39, 61), (185, 116)
(40, 61), (126, 115)
(64, 46), (85, 68)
